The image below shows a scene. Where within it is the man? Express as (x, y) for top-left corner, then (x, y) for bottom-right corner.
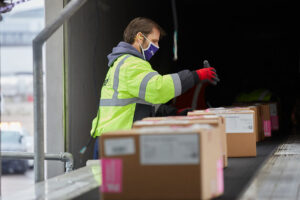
(91, 17), (219, 157)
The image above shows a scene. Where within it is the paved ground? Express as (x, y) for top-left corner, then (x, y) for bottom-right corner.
(1, 100), (35, 196)
(1, 169), (34, 196)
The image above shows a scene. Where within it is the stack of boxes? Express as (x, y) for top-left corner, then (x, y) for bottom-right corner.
(133, 115), (227, 167)
(99, 102), (280, 200)
(188, 108), (257, 157)
(233, 102), (280, 139)
(100, 125), (224, 200)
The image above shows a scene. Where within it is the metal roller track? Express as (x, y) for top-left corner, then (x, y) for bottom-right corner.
(239, 134), (300, 200)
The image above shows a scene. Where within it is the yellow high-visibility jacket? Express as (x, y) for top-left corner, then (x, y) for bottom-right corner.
(91, 42), (199, 137)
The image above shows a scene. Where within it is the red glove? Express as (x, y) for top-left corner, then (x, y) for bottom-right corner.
(176, 107), (194, 116)
(196, 67), (220, 85)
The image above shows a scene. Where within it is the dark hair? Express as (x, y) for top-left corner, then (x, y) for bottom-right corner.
(123, 17), (166, 44)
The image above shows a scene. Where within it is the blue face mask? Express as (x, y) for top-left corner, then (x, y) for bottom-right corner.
(139, 34), (159, 61)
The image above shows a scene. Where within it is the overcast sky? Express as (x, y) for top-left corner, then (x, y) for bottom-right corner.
(0, 0), (44, 75)
(6, 0), (44, 15)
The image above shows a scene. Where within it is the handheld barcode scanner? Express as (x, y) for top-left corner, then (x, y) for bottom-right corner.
(191, 60), (219, 109)
(204, 60), (219, 85)
(203, 60), (210, 68)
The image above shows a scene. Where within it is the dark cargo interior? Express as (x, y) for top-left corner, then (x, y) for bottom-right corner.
(1, 1), (299, 199)
(94, 0), (300, 134)
(86, 2), (300, 199)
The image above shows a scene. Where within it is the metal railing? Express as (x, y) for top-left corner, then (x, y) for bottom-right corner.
(32, 0), (88, 183)
(1, 152), (74, 172)
(0, 0), (89, 189)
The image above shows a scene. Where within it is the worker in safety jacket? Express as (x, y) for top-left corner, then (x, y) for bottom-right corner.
(90, 17), (219, 158)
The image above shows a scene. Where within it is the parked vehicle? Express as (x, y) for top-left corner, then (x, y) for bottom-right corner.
(1, 122), (31, 174)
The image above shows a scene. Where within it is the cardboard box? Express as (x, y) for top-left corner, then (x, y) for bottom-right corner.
(100, 125), (224, 200)
(254, 105), (263, 141)
(233, 102), (277, 138)
(188, 109), (257, 157)
(252, 104), (265, 141)
(260, 104), (272, 138)
(139, 115), (230, 168)
(233, 103), (264, 142)
(133, 115), (227, 168)
(268, 102), (279, 131)
(226, 105), (262, 142)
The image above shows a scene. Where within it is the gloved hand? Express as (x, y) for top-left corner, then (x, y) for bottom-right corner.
(196, 67), (220, 85)
(176, 107), (194, 116)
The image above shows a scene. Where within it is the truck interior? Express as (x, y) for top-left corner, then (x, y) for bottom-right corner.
(1, 0), (299, 199)
(63, 1), (300, 198)
(66, 0), (299, 152)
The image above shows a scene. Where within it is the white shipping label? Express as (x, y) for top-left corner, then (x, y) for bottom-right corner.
(140, 134), (199, 165)
(104, 137), (135, 156)
(269, 103), (278, 116)
(221, 113), (254, 133)
(135, 120), (190, 125)
(202, 115), (219, 119)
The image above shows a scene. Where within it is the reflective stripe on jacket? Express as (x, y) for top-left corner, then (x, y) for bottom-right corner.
(91, 54), (199, 137)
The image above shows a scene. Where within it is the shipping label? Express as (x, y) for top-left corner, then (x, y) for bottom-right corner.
(104, 137), (135, 156)
(101, 159), (122, 193)
(264, 120), (272, 137)
(220, 113), (254, 133)
(140, 134), (199, 165)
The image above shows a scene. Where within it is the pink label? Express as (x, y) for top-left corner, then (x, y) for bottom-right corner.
(263, 120), (272, 137)
(271, 116), (279, 131)
(101, 159), (122, 193)
(217, 158), (224, 194)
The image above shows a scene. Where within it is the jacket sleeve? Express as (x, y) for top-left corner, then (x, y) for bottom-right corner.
(177, 70), (200, 93)
(155, 104), (178, 117)
(125, 59), (199, 104)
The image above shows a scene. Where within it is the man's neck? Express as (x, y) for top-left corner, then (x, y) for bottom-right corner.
(132, 42), (142, 53)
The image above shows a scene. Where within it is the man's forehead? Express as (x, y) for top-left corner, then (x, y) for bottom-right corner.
(148, 27), (160, 38)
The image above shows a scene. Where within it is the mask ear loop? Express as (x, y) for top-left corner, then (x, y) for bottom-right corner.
(139, 42), (146, 60)
(141, 33), (159, 49)
(137, 33), (146, 60)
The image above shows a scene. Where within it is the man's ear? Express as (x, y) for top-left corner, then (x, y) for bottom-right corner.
(135, 32), (145, 45)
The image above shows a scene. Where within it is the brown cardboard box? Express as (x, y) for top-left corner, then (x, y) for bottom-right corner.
(234, 103), (264, 141)
(226, 106), (262, 142)
(143, 115), (230, 168)
(133, 115), (227, 168)
(260, 104), (272, 138)
(254, 105), (264, 141)
(100, 125), (224, 200)
(134, 116), (220, 127)
(188, 109), (257, 157)
(233, 102), (276, 139)
(268, 102), (279, 131)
